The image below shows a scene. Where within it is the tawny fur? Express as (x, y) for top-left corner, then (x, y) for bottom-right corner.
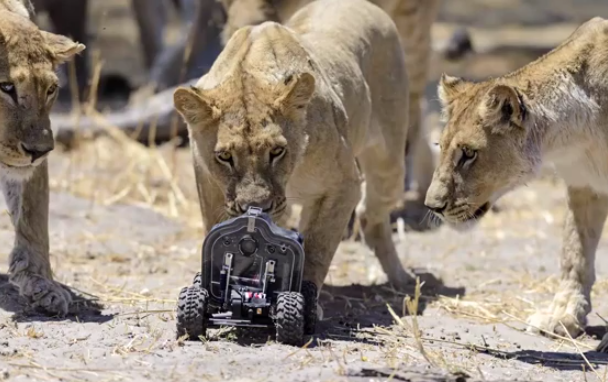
(174, 0), (415, 308)
(426, 17), (608, 338)
(219, 0), (440, 227)
(0, 0), (84, 315)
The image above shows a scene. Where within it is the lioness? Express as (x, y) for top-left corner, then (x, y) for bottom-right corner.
(0, 0), (84, 315)
(425, 17), (608, 337)
(219, 0), (442, 230)
(174, 0), (414, 306)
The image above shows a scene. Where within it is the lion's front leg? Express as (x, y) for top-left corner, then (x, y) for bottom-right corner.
(298, 174), (362, 315)
(3, 161), (71, 316)
(527, 186), (608, 338)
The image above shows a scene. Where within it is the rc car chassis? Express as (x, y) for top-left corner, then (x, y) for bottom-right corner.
(176, 206), (317, 345)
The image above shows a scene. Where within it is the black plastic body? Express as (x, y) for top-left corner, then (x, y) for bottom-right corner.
(200, 207), (305, 328)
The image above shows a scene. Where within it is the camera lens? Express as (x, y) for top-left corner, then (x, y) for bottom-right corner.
(239, 235), (257, 256)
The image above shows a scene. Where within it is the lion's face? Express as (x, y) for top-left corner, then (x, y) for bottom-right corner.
(425, 74), (541, 229)
(0, 11), (84, 180)
(174, 72), (315, 221)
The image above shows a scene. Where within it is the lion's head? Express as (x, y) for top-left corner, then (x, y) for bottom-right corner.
(0, 8), (84, 180)
(424, 74), (541, 229)
(174, 57), (315, 221)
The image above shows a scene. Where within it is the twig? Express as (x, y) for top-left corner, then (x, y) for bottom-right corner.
(117, 309), (174, 317)
(502, 312), (594, 350)
(367, 328), (608, 367)
(558, 321), (602, 381)
(596, 312), (608, 326)
(283, 337), (314, 360)
(9, 362), (121, 374)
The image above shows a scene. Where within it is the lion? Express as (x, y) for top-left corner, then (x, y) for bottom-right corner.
(425, 17), (608, 338)
(0, 0), (85, 315)
(219, 0), (442, 231)
(173, 0), (415, 312)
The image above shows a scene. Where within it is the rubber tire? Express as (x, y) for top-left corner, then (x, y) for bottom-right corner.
(274, 292), (305, 346)
(301, 281), (318, 335)
(176, 285), (208, 341)
(192, 272), (202, 287)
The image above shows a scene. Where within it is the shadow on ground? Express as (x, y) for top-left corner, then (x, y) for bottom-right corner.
(318, 270), (465, 335)
(586, 325), (608, 340)
(346, 366), (477, 382)
(209, 270), (465, 347)
(483, 348), (608, 371)
(0, 274), (113, 323)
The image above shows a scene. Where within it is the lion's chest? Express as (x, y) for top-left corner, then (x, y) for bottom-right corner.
(550, 141), (608, 194)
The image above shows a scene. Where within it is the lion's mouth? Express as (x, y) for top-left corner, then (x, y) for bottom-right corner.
(0, 160), (34, 169)
(2, 162), (31, 168)
(0, 154), (41, 169)
(227, 202), (287, 218)
(466, 202), (491, 221)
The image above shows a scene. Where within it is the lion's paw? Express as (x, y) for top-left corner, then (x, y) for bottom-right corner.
(18, 274), (72, 316)
(386, 268), (416, 291)
(526, 296), (588, 338)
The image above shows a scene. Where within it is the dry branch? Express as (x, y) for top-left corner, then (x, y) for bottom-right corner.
(51, 0), (226, 146)
(50, 79), (197, 145)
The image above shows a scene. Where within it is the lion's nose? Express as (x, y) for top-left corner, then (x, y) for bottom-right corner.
(21, 142), (54, 162)
(424, 200), (447, 215)
(238, 200), (274, 214)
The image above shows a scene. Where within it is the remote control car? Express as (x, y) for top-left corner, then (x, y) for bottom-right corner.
(176, 206), (317, 346)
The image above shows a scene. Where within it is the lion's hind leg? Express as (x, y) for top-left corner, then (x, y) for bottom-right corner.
(355, 139), (415, 290)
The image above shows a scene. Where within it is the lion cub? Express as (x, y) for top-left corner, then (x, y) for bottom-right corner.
(426, 17), (608, 338)
(174, 0), (414, 304)
(0, 0), (84, 315)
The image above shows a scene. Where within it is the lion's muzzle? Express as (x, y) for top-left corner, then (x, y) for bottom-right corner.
(21, 141), (54, 163)
(236, 199), (274, 214)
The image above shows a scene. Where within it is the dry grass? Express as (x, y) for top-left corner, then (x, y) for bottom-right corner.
(53, 133), (201, 228)
(18, 3), (608, 380)
(49, 1), (207, 231)
(43, 58), (608, 380)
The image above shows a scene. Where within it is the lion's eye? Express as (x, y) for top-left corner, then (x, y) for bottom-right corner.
(47, 84), (58, 96)
(269, 147), (285, 161)
(216, 151), (233, 163)
(0, 82), (15, 94)
(460, 147), (477, 167)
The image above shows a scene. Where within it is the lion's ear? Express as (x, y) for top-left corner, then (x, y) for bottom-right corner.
(479, 84), (526, 133)
(173, 86), (220, 127)
(438, 73), (467, 107)
(274, 72), (315, 113)
(42, 31), (86, 65)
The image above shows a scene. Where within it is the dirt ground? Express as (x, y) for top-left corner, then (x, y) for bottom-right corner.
(2, 1), (608, 381)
